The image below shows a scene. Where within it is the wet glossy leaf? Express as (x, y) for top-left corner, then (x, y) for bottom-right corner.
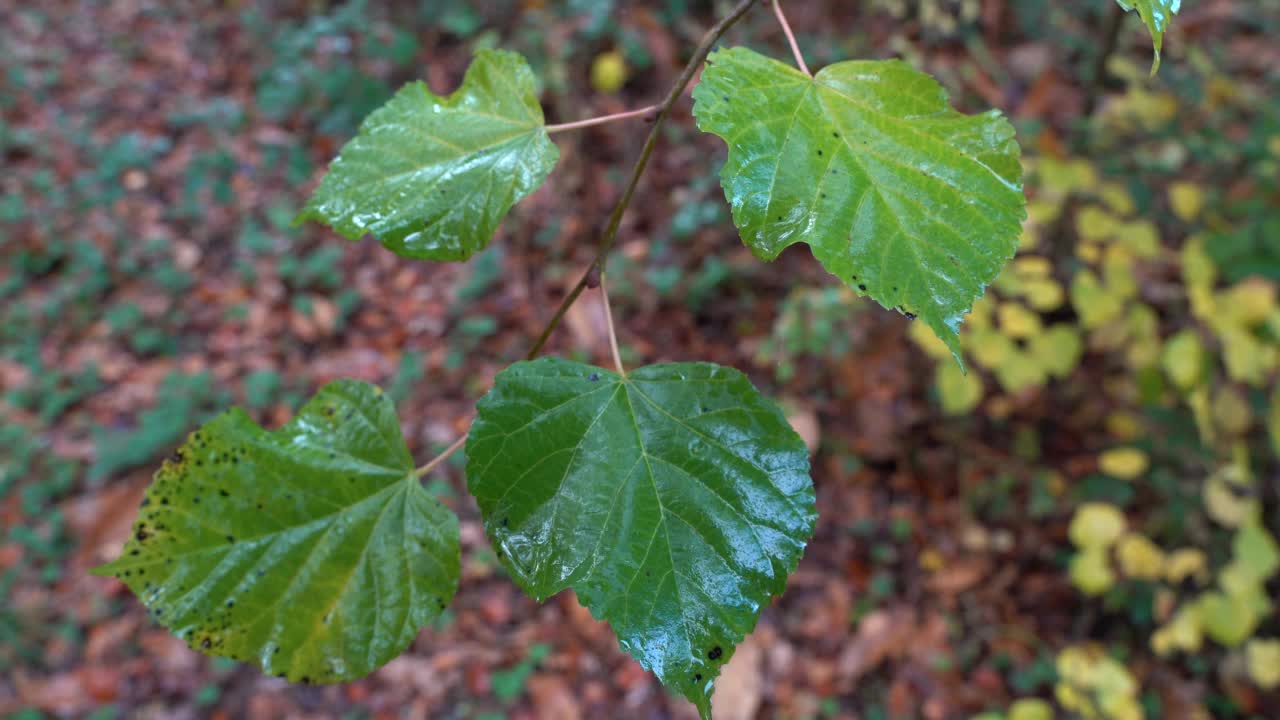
(94, 381), (460, 683)
(466, 357), (816, 717)
(296, 49), (559, 261)
(693, 47), (1025, 361)
(1116, 0), (1181, 73)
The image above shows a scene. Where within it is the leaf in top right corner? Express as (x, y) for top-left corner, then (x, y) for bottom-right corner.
(693, 47), (1025, 361)
(1115, 0), (1182, 73)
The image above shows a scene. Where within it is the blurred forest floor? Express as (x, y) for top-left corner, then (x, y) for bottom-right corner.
(2, 1), (1279, 718)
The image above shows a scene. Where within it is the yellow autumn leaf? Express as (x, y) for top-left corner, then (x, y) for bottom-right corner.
(998, 302), (1043, 339)
(1018, 224), (1042, 251)
(1056, 645), (1094, 684)
(1119, 88), (1178, 130)
(994, 350), (1048, 393)
(1188, 284), (1217, 322)
(1099, 693), (1144, 720)
(1165, 548), (1209, 584)
(1246, 639), (1280, 689)
(1150, 627), (1174, 656)
(1152, 605), (1203, 656)
(1106, 411), (1144, 441)
(1117, 220), (1161, 258)
(1212, 386), (1254, 437)
(1168, 182), (1204, 221)
(1029, 324), (1084, 378)
(1221, 278), (1278, 328)
(1095, 656), (1138, 693)
(1161, 329), (1204, 390)
(589, 50), (629, 93)
(1102, 246), (1138, 301)
(1078, 241), (1102, 264)
(1218, 325), (1276, 387)
(968, 294), (996, 330)
(1014, 256), (1052, 278)
(1180, 236), (1217, 289)
(1071, 548), (1116, 596)
(1070, 503), (1127, 549)
(1072, 270), (1125, 329)
(1100, 181), (1135, 215)
(918, 548), (945, 572)
(936, 361), (984, 415)
(1188, 387), (1215, 446)
(970, 328), (1015, 369)
(1023, 278), (1065, 312)
(1099, 447), (1149, 480)
(1204, 464), (1257, 528)
(1027, 199), (1061, 226)
(1077, 205), (1119, 241)
(1116, 533), (1164, 579)
(994, 267), (1025, 296)
(1054, 684), (1091, 719)
(1008, 698), (1054, 720)
(1038, 157), (1098, 196)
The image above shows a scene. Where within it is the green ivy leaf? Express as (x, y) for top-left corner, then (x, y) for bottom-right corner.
(94, 380), (460, 683)
(295, 49), (559, 261)
(1116, 0), (1181, 73)
(693, 47), (1025, 361)
(466, 357), (816, 717)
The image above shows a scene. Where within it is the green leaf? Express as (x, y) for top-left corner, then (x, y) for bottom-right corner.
(295, 49), (559, 261)
(1235, 518), (1280, 583)
(465, 357), (816, 717)
(693, 47), (1025, 360)
(1198, 591), (1260, 647)
(1116, 0), (1181, 73)
(94, 380), (460, 683)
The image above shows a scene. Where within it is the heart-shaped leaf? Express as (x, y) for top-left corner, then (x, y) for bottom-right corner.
(94, 380), (460, 683)
(1116, 0), (1181, 73)
(295, 49), (560, 261)
(693, 47), (1025, 360)
(466, 357), (816, 717)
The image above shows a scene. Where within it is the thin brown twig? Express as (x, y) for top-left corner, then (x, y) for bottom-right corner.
(413, 433), (468, 479)
(414, 0), (760, 478)
(546, 104), (660, 134)
(524, 0), (760, 361)
(600, 274), (625, 376)
(770, 0), (811, 77)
